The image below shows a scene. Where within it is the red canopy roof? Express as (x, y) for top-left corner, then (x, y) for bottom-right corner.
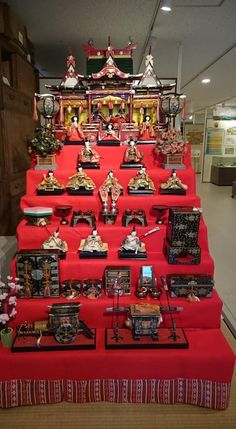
(91, 55), (130, 80)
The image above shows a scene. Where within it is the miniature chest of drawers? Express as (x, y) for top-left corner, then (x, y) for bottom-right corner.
(166, 274), (214, 298)
(167, 207), (201, 247)
(16, 250), (60, 298)
(104, 265), (131, 295)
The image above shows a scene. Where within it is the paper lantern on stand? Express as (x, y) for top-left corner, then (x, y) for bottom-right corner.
(34, 94), (60, 125)
(160, 93), (184, 128)
(31, 94), (62, 170)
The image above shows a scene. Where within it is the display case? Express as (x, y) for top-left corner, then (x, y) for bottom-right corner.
(210, 156), (236, 185)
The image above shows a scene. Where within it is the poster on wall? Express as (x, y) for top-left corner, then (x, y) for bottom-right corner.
(224, 147), (235, 155)
(225, 126), (236, 146)
(205, 127), (224, 155)
(185, 124), (204, 145)
(213, 106), (236, 120)
(202, 118), (236, 182)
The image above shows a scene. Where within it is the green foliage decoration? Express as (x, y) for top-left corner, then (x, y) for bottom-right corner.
(28, 124), (63, 157)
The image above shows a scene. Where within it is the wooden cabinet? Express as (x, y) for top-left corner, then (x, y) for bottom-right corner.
(15, 53), (37, 97)
(0, 34), (39, 235)
(1, 110), (33, 174)
(0, 2), (28, 51)
(210, 165), (236, 186)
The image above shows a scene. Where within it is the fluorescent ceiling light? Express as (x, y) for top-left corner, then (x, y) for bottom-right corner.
(202, 78), (211, 84)
(161, 0), (172, 12)
(161, 6), (171, 11)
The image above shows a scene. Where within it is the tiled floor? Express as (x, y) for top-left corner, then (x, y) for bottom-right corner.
(196, 175), (236, 335)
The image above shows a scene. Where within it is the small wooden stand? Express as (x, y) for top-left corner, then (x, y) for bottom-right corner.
(71, 211), (96, 227)
(67, 188), (94, 195)
(97, 140), (120, 146)
(122, 210), (147, 227)
(35, 155), (57, 170)
(128, 188), (154, 195)
(118, 250), (147, 260)
(55, 205), (72, 225)
(162, 154), (185, 170)
(152, 205), (169, 224)
(100, 209), (118, 224)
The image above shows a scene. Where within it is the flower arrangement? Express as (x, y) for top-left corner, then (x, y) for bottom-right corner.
(28, 124), (63, 158)
(0, 276), (21, 334)
(155, 129), (187, 155)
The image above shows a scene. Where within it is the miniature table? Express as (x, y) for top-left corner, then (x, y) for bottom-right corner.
(55, 205), (72, 225)
(23, 207), (53, 226)
(99, 209), (118, 224)
(70, 211), (96, 227)
(122, 209), (148, 227)
(152, 205), (169, 224)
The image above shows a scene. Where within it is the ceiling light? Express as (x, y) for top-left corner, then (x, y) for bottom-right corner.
(202, 78), (211, 84)
(189, 115), (193, 120)
(161, 0), (172, 12)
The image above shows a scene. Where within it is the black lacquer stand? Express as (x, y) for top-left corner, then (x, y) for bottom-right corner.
(111, 275), (124, 342)
(161, 276), (180, 342)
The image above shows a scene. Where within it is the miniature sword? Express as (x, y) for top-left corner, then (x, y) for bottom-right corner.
(139, 226), (160, 239)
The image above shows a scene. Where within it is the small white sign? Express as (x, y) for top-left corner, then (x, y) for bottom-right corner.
(18, 31), (24, 46)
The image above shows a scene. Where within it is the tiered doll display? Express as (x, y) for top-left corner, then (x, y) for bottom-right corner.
(1, 41), (234, 411)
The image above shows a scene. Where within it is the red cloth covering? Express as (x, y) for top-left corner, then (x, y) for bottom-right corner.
(24, 167), (197, 196)
(30, 144), (191, 167)
(24, 146), (195, 205)
(0, 329), (235, 409)
(3, 143), (235, 410)
(0, 378), (232, 409)
(0, 329), (234, 383)
(9, 289), (222, 330)
(56, 144), (191, 170)
(16, 219), (214, 298)
(17, 218), (210, 253)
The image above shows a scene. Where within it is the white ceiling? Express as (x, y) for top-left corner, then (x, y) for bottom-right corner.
(5, 0), (236, 115)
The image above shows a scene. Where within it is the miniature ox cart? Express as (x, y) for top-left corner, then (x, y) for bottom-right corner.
(17, 302), (94, 344)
